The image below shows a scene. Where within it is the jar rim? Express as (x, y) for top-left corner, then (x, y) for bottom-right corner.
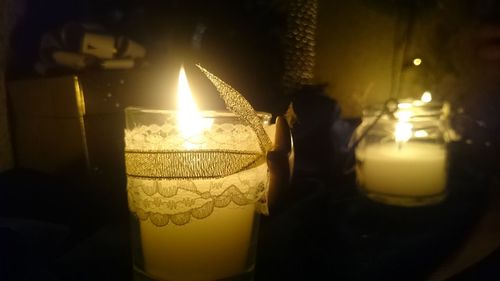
(125, 106), (272, 120)
(362, 99), (449, 119)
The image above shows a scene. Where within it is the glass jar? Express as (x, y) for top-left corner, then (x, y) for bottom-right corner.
(354, 99), (452, 206)
(124, 107), (272, 281)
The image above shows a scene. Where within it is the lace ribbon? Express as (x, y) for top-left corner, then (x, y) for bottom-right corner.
(127, 160), (268, 226)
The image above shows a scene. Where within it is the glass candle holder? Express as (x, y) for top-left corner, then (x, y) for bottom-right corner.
(354, 100), (451, 206)
(124, 107), (272, 281)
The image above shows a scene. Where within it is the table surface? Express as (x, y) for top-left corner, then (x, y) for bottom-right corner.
(0, 160), (499, 281)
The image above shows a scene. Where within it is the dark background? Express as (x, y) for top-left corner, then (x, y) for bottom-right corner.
(2, 0), (500, 281)
(7, 0), (289, 114)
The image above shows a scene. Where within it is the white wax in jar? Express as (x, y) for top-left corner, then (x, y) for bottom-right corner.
(140, 203), (257, 281)
(356, 142), (447, 197)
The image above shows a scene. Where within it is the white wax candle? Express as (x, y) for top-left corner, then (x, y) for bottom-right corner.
(356, 142), (447, 197)
(126, 67), (273, 281)
(140, 203), (257, 281)
(126, 120), (272, 281)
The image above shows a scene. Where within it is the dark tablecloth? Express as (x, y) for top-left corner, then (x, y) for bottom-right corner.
(0, 161), (497, 281)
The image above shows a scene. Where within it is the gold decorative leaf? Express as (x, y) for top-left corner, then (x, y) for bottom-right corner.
(196, 64), (273, 153)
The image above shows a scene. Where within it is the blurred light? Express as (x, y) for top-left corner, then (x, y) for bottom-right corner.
(421, 91), (432, 103)
(414, 130), (429, 138)
(395, 122), (413, 143)
(395, 110), (412, 122)
(398, 102), (413, 109)
(413, 58), (422, 66)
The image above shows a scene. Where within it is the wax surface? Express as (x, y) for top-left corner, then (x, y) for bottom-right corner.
(356, 142), (447, 197)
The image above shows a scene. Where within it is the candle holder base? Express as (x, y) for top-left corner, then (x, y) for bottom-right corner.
(360, 189), (447, 207)
(133, 267), (255, 281)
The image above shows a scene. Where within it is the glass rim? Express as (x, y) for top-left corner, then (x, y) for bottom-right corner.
(362, 99), (449, 118)
(125, 106), (272, 119)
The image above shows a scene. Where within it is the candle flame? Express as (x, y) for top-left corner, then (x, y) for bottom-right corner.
(395, 101), (413, 143)
(392, 94), (432, 143)
(176, 66), (212, 140)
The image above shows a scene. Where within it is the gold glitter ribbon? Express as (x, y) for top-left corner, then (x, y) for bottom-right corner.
(195, 65), (274, 215)
(125, 149), (264, 179)
(196, 64), (273, 153)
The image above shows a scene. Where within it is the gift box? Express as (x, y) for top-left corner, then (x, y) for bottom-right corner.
(8, 69), (173, 195)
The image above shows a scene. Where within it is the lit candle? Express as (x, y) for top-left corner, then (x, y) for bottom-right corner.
(125, 67), (273, 281)
(355, 93), (449, 205)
